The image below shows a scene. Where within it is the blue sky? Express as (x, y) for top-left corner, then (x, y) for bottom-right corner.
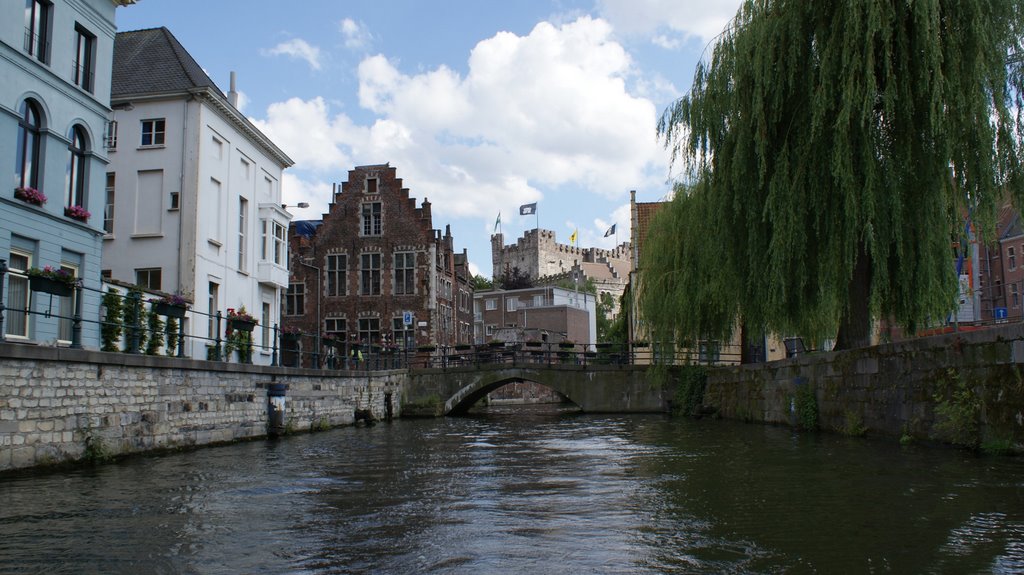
(116, 0), (743, 278)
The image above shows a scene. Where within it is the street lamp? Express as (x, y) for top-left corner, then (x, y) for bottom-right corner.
(282, 202), (309, 210)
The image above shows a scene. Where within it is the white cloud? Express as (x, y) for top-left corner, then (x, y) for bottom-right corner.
(340, 18), (372, 50)
(597, 0), (742, 44)
(251, 97), (363, 172)
(234, 90), (249, 113)
(281, 173), (333, 220)
(254, 16), (669, 224)
(266, 38), (322, 71)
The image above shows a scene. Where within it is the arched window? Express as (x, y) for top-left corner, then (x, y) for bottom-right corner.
(66, 125), (87, 208)
(15, 99), (42, 191)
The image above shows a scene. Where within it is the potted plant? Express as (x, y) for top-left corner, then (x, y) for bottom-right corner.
(26, 266), (77, 297)
(281, 325), (303, 343)
(525, 339), (543, 348)
(64, 204), (91, 222)
(416, 344), (437, 352)
(14, 186), (46, 206)
(488, 339), (505, 348)
(227, 306), (257, 332)
(151, 293), (189, 318)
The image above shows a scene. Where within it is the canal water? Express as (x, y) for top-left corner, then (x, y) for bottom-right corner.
(1, 407), (1022, 574)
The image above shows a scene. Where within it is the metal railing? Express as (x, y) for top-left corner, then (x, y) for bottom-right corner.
(407, 340), (743, 370)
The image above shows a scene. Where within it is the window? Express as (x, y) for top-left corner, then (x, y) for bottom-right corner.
(169, 192), (180, 210)
(273, 222), (286, 265)
(285, 283), (305, 316)
(208, 282), (219, 339)
(326, 254), (346, 296)
(361, 253), (381, 295)
(325, 317), (346, 344)
(533, 294), (545, 307)
(485, 324), (495, 336)
(103, 172), (115, 234)
(506, 298), (518, 312)
(394, 252), (415, 295)
(485, 299), (497, 311)
(366, 177), (378, 194)
(15, 99), (42, 191)
(135, 268), (161, 290)
(104, 121), (117, 150)
(261, 302), (271, 350)
(72, 24), (95, 92)
(357, 317), (380, 346)
(1009, 246), (1017, 271)
(238, 198), (248, 271)
(66, 125), (88, 209)
(392, 317), (414, 350)
(1013, 283), (1020, 308)
(361, 202), (382, 236)
(5, 250), (31, 338)
(141, 119), (165, 147)
(24, 0), (51, 64)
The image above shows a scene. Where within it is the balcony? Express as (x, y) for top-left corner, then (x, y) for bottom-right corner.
(257, 260), (288, 288)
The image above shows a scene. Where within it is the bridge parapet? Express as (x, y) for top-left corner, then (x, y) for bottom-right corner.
(404, 364), (670, 415)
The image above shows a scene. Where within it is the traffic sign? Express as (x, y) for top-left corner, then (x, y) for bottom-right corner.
(403, 311), (413, 326)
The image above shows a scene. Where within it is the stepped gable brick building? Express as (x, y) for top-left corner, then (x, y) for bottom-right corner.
(287, 164), (473, 359)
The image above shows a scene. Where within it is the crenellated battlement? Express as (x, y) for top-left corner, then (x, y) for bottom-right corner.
(491, 227), (632, 283)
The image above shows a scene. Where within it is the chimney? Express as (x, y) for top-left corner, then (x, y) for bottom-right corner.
(228, 71), (239, 108)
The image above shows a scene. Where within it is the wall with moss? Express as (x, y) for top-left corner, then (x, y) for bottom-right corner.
(704, 325), (1024, 450)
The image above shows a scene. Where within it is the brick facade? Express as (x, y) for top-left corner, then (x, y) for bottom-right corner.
(286, 164), (472, 363)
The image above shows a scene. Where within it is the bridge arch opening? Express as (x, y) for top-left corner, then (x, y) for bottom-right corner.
(449, 377), (580, 416)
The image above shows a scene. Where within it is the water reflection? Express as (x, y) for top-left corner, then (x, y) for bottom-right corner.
(0, 408), (1021, 574)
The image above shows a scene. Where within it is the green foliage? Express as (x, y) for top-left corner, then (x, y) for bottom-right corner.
(650, 1), (1024, 349)
(311, 417), (330, 432)
(671, 366), (707, 416)
(794, 384), (818, 431)
(933, 369), (981, 448)
(83, 435), (112, 463)
(224, 329), (253, 363)
(100, 288), (123, 352)
(122, 288), (147, 353)
(472, 274), (493, 291)
(842, 410), (867, 437)
(981, 438), (1016, 456)
(596, 292), (615, 341)
(145, 309), (164, 355)
(165, 317), (179, 356)
(496, 265), (533, 290)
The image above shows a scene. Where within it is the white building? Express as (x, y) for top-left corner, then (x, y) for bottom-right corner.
(103, 27), (294, 363)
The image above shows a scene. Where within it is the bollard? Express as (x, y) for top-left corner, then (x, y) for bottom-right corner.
(267, 382), (287, 437)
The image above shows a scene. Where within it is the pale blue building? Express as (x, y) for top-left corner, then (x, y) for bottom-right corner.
(0, 0), (134, 347)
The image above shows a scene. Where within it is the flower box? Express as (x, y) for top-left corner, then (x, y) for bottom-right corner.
(153, 302), (187, 318)
(282, 332), (301, 343)
(64, 205), (90, 222)
(525, 340), (543, 348)
(558, 341), (576, 349)
(14, 186), (46, 206)
(228, 318), (256, 333)
(29, 275), (73, 297)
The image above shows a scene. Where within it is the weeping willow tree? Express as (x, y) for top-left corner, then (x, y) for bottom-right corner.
(647, 0), (1024, 351)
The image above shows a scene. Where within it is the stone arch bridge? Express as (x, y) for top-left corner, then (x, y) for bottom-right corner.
(402, 364), (671, 416)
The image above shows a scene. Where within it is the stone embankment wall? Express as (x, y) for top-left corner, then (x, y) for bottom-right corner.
(704, 324), (1024, 448)
(0, 344), (403, 471)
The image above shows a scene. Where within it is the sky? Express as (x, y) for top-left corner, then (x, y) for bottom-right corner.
(115, 0), (744, 278)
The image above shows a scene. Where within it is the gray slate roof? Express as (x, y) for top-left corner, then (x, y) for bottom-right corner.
(112, 27), (224, 99)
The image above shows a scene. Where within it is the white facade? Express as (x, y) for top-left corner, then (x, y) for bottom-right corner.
(104, 69), (292, 363)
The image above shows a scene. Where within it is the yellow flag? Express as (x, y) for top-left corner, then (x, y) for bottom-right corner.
(569, 229), (577, 244)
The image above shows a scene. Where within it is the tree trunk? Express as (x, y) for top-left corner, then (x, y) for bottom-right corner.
(834, 242), (873, 350)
